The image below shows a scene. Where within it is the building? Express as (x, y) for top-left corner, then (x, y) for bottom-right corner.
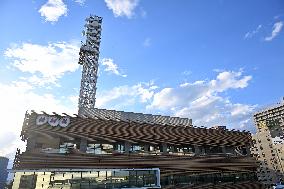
(251, 101), (284, 185)
(10, 110), (262, 188)
(10, 14), (264, 188)
(0, 156), (9, 189)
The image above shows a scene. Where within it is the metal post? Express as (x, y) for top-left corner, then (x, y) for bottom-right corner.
(125, 142), (131, 153)
(221, 146), (226, 154)
(162, 143), (168, 154)
(194, 145), (200, 155)
(80, 139), (88, 152)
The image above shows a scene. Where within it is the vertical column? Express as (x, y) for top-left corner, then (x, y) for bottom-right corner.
(144, 144), (149, 152)
(194, 145), (201, 155)
(221, 146), (226, 154)
(162, 143), (168, 154)
(245, 146), (251, 156)
(79, 139), (88, 152)
(27, 139), (36, 152)
(125, 142), (131, 153)
(156, 169), (161, 188)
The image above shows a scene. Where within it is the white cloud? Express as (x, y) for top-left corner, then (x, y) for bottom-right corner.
(101, 58), (127, 77)
(95, 70), (254, 128)
(39, 0), (67, 22)
(104, 0), (139, 18)
(2, 41), (80, 163)
(95, 70), (255, 131)
(0, 81), (77, 164)
(244, 25), (262, 39)
(74, 0), (86, 5)
(21, 75), (60, 87)
(140, 7), (147, 18)
(210, 71), (252, 92)
(174, 98), (256, 129)
(230, 104), (255, 116)
(148, 70), (251, 111)
(182, 70), (192, 76)
(143, 38), (151, 47)
(265, 21), (283, 41)
(96, 81), (157, 108)
(4, 42), (80, 86)
(147, 70), (256, 130)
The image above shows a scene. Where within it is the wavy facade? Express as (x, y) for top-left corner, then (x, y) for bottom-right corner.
(11, 111), (262, 188)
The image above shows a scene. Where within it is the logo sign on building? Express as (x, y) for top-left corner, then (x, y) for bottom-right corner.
(48, 116), (60, 127)
(36, 115), (70, 127)
(36, 115), (48, 125)
(59, 117), (70, 127)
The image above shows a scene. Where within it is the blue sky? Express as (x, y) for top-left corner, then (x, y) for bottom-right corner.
(0, 0), (284, 160)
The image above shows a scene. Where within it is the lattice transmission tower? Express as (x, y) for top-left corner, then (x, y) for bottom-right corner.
(78, 15), (102, 110)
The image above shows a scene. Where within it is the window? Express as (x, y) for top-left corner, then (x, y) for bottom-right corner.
(16, 169), (160, 189)
(131, 144), (142, 152)
(19, 175), (37, 189)
(59, 142), (76, 154)
(149, 145), (160, 153)
(86, 144), (113, 154)
(114, 143), (125, 153)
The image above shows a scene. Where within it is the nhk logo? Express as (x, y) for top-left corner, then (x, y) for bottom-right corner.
(36, 115), (70, 127)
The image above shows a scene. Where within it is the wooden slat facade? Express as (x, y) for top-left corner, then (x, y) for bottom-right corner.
(13, 152), (257, 176)
(13, 111), (260, 188)
(20, 112), (252, 147)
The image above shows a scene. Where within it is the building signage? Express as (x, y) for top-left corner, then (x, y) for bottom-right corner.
(58, 117), (70, 127)
(36, 115), (48, 125)
(36, 115), (70, 127)
(48, 116), (60, 126)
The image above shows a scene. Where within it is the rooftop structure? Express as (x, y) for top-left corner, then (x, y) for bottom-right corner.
(79, 107), (192, 126)
(251, 101), (284, 185)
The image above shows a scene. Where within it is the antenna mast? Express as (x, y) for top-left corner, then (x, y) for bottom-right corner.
(78, 15), (102, 111)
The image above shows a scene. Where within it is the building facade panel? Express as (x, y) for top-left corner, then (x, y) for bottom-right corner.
(11, 111), (261, 188)
(251, 102), (284, 185)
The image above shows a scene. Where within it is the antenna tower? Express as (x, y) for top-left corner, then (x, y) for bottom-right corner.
(78, 15), (102, 111)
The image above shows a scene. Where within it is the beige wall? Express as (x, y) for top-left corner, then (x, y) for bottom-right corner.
(12, 172), (51, 189)
(252, 103), (284, 185)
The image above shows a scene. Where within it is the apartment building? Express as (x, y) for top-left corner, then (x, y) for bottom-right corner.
(251, 101), (284, 185)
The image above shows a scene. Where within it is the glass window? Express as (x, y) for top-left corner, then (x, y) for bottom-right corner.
(19, 175), (37, 189)
(59, 142), (76, 154)
(87, 144), (114, 154)
(149, 145), (161, 153)
(131, 144), (143, 153)
(114, 143), (125, 153)
(13, 169), (160, 189)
